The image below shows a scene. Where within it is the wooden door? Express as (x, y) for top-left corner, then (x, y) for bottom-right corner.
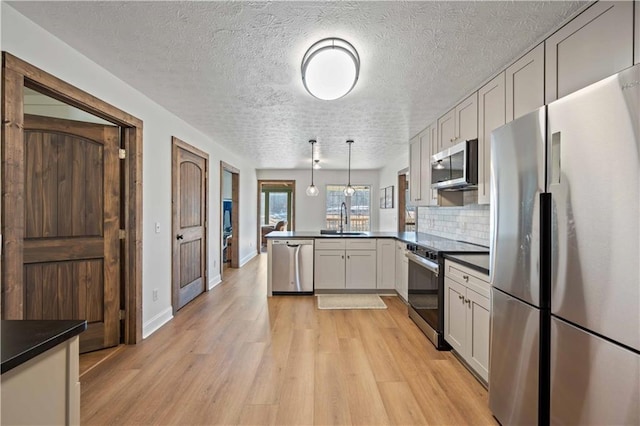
(22, 114), (120, 353)
(172, 139), (208, 312)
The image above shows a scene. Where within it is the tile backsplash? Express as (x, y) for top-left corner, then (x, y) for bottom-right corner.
(417, 196), (490, 247)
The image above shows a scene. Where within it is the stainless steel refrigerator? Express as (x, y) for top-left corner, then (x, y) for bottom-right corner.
(489, 64), (640, 425)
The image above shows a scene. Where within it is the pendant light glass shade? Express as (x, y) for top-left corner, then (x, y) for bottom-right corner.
(306, 140), (319, 197)
(301, 38), (360, 101)
(344, 139), (355, 197)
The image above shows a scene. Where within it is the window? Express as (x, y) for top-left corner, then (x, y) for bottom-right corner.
(325, 184), (371, 231)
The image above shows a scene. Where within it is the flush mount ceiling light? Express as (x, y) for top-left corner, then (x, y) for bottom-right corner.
(301, 38), (360, 101)
(344, 139), (356, 197)
(306, 140), (319, 197)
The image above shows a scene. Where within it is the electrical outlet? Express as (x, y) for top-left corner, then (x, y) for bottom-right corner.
(155, 222), (160, 233)
(152, 289), (158, 301)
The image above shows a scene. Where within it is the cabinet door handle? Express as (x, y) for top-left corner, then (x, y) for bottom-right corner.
(176, 234), (184, 240)
(458, 294), (464, 300)
(342, 255), (345, 259)
(463, 275), (469, 282)
(466, 299), (471, 306)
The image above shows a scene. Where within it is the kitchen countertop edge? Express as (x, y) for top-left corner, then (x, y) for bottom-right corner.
(443, 253), (491, 275)
(1, 320), (87, 374)
(265, 231), (420, 244)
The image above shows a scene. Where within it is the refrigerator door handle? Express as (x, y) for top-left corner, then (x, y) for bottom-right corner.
(550, 131), (561, 185)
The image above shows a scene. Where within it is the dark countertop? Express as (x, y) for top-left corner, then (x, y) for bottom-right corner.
(265, 230), (420, 244)
(444, 253), (491, 275)
(1, 320), (87, 374)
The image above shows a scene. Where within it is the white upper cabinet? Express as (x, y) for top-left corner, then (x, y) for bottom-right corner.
(429, 124), (439, 205)
(409, 135), (421, 204)
(506, 44), (544, 122)
(437, 108), (456, 150)
(545, 1), (634, 103)
(438, 93), (478, 150)
(477, 72), (505, 205)
(409, 127), (434, 206)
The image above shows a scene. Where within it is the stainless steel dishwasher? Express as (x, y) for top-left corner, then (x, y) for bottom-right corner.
(271, 240), (314, 294)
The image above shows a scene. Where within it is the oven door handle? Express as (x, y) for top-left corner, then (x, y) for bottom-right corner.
(406, 252), (439, 275)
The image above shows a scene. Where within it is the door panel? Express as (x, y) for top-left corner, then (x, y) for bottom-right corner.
(548, 64), (640, 351)
(489, 288), (539, 426)
(22, 114), (120, 353)
(551, 316), (640, 425)
(490, 108), (545, 307)
(173, 142), (208, 311)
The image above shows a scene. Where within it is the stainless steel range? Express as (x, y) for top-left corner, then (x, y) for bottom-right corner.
(406, 235), (488, 350)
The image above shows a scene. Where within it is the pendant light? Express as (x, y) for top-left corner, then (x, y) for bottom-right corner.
(344, 139), (355, 197)
(306, 140), (319, 196)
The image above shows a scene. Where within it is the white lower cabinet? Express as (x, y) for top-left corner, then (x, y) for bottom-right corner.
(394, 241), (408, 301)
(314, 238), (378, 290)
(314, 249), (346, 289)
(376, 239), (396, 290)
(346, 250), (377, 289)
(444, 260), (490, 383)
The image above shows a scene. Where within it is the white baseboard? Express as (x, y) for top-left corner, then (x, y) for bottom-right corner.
(208, 274), (222, 290)
(142, 307), (173, 339)
(239, 251), (258, 267)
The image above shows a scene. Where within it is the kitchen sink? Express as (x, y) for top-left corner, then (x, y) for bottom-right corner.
(319, 230), (366, 235)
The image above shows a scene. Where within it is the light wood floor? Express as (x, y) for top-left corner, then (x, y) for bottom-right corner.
(81, 253), (497, 425)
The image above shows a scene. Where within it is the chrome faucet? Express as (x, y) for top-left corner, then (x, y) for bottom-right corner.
(339, 202), (348, 233)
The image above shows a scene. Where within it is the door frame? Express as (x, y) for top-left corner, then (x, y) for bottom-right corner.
(1, 52), (143, 344)
(171, 137), (209, 315)
(220, 161), (239, 276)
(256, 179), (296, 252)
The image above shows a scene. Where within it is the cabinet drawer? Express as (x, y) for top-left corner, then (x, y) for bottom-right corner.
(345, 239), (377, 250)
(445, 260), (490, 298)
(315, 239), (346, 250)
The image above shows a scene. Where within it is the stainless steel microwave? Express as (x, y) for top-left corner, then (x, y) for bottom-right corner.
(430, 139), (478, 190)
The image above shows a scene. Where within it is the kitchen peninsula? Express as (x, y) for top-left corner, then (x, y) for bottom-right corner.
(1, 320), (86, 425)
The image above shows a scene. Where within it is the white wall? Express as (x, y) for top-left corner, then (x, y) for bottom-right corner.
(222, 170), (232, 200)
(256, 169), (381, 231)
(2, 4), (259, 337)
(377, 151), (409, 232)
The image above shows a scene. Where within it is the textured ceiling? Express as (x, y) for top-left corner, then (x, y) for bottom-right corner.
(8, 1), (585, 169)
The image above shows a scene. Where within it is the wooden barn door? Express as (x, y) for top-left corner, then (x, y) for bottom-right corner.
(22, 114), (120, 352)
(172, 137), (208, 312)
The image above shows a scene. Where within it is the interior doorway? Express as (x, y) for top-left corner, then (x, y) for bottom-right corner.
(220, 162), (239, 278)
(1, 52), (143, 345)
(257, 180), (295, 253)
(398, 169), (415, 233)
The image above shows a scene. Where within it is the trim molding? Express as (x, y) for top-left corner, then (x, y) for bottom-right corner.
(142, 307), (173, 339)
(208, 275), (222, 290)
(239, 251), (258, 268)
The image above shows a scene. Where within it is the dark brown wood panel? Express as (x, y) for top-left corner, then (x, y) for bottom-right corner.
(41, 263), (58, 319)
(180, 240), (201, 288)
(25, 132), (43, 238)
(24, 264), (43, 319)
(86, 260), (104, 323)
(57, 262), (74, 319)
(42, 134), (58, 237)
(23, 238), (103, 263)
(180, 161), (202, 228)
(72, 140), (87, 235)
(86, 141), (104, 236)
(57, 134), (74, 236)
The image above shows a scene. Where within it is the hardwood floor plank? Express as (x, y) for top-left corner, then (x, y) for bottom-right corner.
(79, 254), (496, 425)
(378, 381), (429, 426)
